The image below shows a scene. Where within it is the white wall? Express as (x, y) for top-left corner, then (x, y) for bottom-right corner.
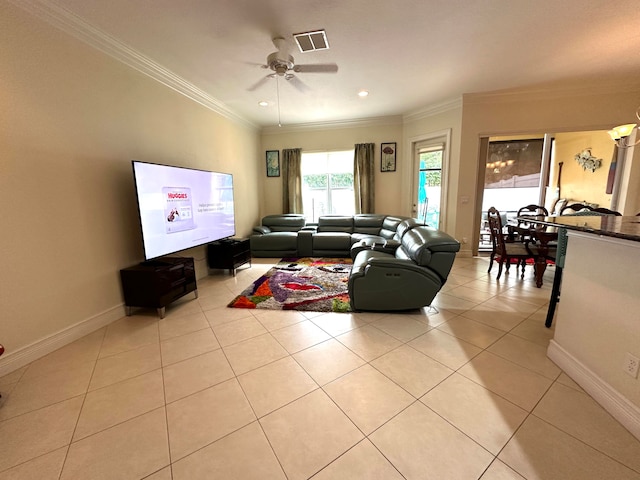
(0, 2), (261, 363)
(260, 119), (404, 216)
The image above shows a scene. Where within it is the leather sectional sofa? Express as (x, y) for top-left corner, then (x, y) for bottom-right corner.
(250, 214), (460, 311)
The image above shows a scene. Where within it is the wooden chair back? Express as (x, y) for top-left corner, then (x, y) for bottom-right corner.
(487, 206), (507, 255)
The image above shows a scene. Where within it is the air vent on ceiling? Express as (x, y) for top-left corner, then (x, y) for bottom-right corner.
(293, 30), (329, 53)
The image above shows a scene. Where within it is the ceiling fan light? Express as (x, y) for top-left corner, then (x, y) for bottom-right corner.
(358, 90), (369, 97)
(258, 101), (269, 107)
(614, 123), (637, 138)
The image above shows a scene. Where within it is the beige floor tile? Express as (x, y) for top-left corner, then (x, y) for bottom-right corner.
(499, 283), (553, 306)
(162, 295), (202, 319)
(253, 310), (307, 331)
(260, 389), (363, 480)
(436, 315), (505, 348)
(533, 382), (640, 471)
(408, 329), (482, 370)
(223, 333), (289, 375)
(238, 356), (318, 417)
(430, 291), (479, 314)
(311, 439), (404, 480)
(324, 364), (414, 435)
(61, 407), (169, 480)
(458, 352), (553, 411)
(89, 343), (161, 391)
(163, 349), (234, 403)
(212, 315), (267, 346)
(461, 307), (526, 332)
(555, 372), (584, 392)
(144, 467), (173, 480)
(403, 308), (456, 327)
(421, 373), (528, 454)
(310, 312), (370, 336)
(480, 459), (526, 479)
(369, 316), (432, 342)
(0, 365), (28, 388)
(336, 325), (402, 362)
(0, 362), (94, 420)
(204, 306), (254, 327)
(370, 345), (453, 397)
(160, 328), (219, 366)
(292, 339), (366, 385)
(488, 334), (561, 379)
(370, 402), (493, 480)
(270, 320), (331, 353)
(509, 318), (554, 347)
(74, 369), (165, 440)
(172, 422), (286, 480)
(1, 447), (67, 480)
(99, 315), (159, 358)
(498, 415), (640, 480)
(166, 378), (255, 461)
(158, 311), (210, 341)
(22, 329), (104, 380)
(198, 292), (236, 312)
(447, 285), (497, 303)
(0, 397), (82, 472)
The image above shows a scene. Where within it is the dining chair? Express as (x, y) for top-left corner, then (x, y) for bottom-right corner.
(559, 203), (593, 214)
(545, 209), (619, 327)
(513, 204), (549, 243)
(487, 207), (538, 280)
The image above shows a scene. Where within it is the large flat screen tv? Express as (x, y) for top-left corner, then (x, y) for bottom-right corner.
(132, 160), (236, 260)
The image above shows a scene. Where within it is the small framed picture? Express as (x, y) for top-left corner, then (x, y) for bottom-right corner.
(266, 150), (280, 177)
(381, 142), (397, 172)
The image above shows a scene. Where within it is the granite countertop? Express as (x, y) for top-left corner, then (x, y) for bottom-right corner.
(516, 215), (640, 243)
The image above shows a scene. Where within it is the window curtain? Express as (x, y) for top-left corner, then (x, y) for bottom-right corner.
(282, 148), (303, 213)
(353, 143), (375, 213)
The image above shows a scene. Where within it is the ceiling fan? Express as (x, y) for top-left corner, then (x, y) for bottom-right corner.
(247, 36), (338, 93)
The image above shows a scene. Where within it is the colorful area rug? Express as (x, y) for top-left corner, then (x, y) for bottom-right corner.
(228, 257), (352, 313)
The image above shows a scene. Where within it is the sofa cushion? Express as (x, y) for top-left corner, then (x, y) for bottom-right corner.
(250, 231), (299, 251)
(353, 214), (385, 235)
(379, 215), (409, 239)
(261, 214), (306, 232)
(312, 232), (352, 251)
(317, 215), (354, 233)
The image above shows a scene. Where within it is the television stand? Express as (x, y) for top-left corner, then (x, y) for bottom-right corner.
(120, 257), (198, 318)
(207, 238), (251, 276)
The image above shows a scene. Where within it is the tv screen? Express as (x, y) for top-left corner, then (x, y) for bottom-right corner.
(132, 161), (236, 260)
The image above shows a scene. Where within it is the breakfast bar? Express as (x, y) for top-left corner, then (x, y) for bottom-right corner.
(525, 215), (640, 440)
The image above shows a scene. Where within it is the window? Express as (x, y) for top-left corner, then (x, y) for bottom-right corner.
(301, 150), (354, 223)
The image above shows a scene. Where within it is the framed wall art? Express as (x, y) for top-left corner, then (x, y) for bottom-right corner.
(266, 150), (280, 177)
(381, 142), (396, 172)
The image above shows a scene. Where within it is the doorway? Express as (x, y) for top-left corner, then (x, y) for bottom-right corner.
(410, 130), (451, 229)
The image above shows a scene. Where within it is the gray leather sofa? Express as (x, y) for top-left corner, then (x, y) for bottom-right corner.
(349, 225), (461, 311)
(249, 214), (460, 311)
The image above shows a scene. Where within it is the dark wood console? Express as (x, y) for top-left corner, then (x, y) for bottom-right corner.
(120, 257), (197, 318)
(207, 238), (251, 276)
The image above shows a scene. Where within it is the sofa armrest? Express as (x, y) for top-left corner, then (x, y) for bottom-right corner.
(253, 226), (272, 235)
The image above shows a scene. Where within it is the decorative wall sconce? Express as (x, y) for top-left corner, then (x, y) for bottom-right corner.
(574, 148), (602, 172)
(608, 106), (640, 148)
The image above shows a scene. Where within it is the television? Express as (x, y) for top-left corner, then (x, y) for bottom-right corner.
(131, 160), (236, 260)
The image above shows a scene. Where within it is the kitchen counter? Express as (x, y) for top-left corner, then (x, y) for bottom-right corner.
(519, 215), (640, 242)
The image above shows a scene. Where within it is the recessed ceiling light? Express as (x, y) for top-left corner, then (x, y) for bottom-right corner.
(258, 101), (269, 107)
(358, 90), (369, 97)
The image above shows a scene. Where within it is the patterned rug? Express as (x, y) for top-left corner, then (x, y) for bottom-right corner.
(227, 257), (353, 313)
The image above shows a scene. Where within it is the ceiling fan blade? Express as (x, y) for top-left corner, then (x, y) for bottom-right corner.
(286, 75), (310, 93)
(293, 63), (338, 74)
(247, 74), (274, 92)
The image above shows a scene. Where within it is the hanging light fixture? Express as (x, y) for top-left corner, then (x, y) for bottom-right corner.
(608, 106), (640, 148)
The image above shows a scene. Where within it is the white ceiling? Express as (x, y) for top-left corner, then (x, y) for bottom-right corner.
(35, 0), (640, 127)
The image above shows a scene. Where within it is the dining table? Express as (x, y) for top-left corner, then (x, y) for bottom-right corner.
(509, 216), (559, 288)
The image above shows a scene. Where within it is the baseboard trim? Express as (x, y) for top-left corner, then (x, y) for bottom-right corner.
(547, 340), (640, 440)
(0, 304), (125, 377)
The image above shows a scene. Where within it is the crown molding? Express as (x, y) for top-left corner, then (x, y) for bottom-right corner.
(464, 79), (640, 105)
(261, 115), (403, 135)
(9, 0), (258, 131)
(402, 97), (463, 123)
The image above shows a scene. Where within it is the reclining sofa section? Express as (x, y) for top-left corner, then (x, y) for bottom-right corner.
(249, 214), (461, 311)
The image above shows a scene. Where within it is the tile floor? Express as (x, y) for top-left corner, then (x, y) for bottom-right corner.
(1, 257), (639, 479)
